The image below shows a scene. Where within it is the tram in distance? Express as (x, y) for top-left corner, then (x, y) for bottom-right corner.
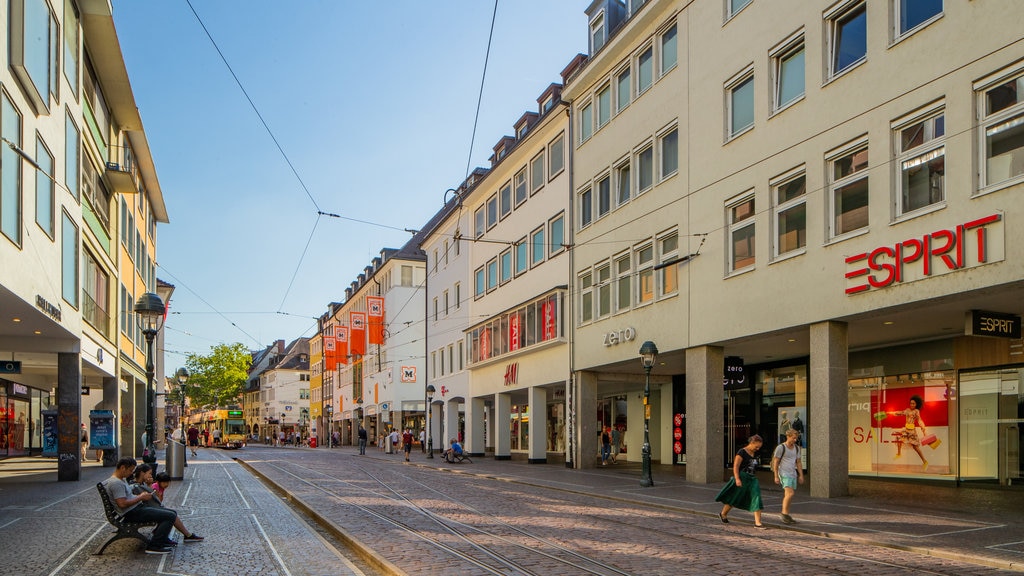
(186, 409), (247, 449)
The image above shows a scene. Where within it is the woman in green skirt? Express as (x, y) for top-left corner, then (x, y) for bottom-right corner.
(716, 434), (765, 528)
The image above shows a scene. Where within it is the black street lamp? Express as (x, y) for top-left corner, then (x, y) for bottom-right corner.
(175, 367), (190, 466)
(135, 292), (166, 465)
(426, 385), (435, 458)
(639, 340), (659, 488)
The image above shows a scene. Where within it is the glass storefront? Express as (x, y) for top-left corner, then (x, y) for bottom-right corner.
(1, 380), (51, 458)
(959, 367), (1023, 486)
(510, 404), (528, 450)
(546, 401), (565, 453)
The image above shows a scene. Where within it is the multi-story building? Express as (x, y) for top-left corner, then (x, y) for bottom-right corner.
(0, 0), (168, 479)
(308, 329), (322, 443)
(563, 0), (1024, 495)
(256, 337), (310, 443)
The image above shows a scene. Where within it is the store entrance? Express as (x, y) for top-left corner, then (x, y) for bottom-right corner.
(724, 387), (753, 467)
(960, 367), (1023, 486)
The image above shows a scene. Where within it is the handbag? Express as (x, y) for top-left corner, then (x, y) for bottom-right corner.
(920, 433), (941, 448)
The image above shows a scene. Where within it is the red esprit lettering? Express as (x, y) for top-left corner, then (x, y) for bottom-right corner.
(868, 246), (896, 288)
(845, 252), (869, 294)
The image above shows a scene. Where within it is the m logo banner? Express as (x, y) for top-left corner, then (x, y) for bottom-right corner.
(401, 366), (417, 383)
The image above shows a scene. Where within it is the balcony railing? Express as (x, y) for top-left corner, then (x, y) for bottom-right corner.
(81, 289), (111, 340)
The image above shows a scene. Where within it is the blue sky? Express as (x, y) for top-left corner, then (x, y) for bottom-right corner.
(111, 1), (587, 372)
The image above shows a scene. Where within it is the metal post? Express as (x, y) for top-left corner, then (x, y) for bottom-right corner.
(426, 385), (435, 459)
(143, 329), (157, 465)
(641, 364), (653, 487)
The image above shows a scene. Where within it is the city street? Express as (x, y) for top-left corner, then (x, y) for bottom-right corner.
(3, 445), (1024, 575)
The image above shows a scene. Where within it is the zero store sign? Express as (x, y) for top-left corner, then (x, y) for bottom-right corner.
(603, 327), (637, 347)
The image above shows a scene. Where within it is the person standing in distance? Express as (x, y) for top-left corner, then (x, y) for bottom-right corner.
(402, 428), (414, 462)
(772, 429), (804, 524)
(357, 425), (368, 455)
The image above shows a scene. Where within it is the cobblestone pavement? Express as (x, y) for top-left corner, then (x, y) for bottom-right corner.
(0, 448), (363, 576)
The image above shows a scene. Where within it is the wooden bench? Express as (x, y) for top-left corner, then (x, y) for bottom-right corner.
(94, 482), (158, 555)
(442, 450), (472, 464)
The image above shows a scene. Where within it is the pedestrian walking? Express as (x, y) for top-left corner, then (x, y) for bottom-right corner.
(600, 427), (612, 465)
(187, 425), (199, 457)
(402, 429), (414, 462)
(357, 425), (367, 455)
(772, 429), (804, 524)
(332, 430), (340, 448)
(80, 423), (89, 462)
(419, 428), (426, 453)
(611, 426), (621, 464)
(389, 428), (400, 454)
(715, 434), (766, 528)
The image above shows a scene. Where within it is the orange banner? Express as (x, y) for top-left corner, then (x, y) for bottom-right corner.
(323, 335), (336, 371)
(367, 296), (385, 345)
(350, 312), (366, 356)
(336, 326), (349, 365)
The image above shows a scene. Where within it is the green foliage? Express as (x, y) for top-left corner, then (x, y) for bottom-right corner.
(184, 343), (251, 409)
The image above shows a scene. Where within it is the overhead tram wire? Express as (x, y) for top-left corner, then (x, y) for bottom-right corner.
(157, 264), (264, 348)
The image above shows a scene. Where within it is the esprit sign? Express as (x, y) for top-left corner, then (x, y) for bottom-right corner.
(845, 214), (1003, 295)
(966, 310), (1022, 339)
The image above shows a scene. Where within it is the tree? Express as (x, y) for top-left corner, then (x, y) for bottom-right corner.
(184, 343), (251, 409)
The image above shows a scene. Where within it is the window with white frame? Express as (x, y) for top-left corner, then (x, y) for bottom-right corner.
(579, 271), (594, 324)
(474, 266), (485, 297)
(1, 91), (23, 245)
(531, 227), (545, 266)
(35, 136), (54, 237)
(772, 32), (805, 112)
(549, 132), (565, 177)
(500, 248), (512, 284)
(597, 84), (611, 128)
(549, 213), (565, 256)
(659, 232), (679, 296)
(828, 142), (869, 237)
(616, 159), (631, 206)
(894, 106), (945, 215)
(515, 237), (528, 275)
(597, 174), (611, 217)
(728, 0), (753, 20)
(580, 101), (594, 143)
(978, 67), (1024, 189)
(728, 194), (756, 272)
(9, 0), (59, 113)
(401, 265), (413, 286)
(444, 240), (449, 265)
(772, 169), (807, 257)
(65, 111), (79, 201)
(895, 0), (942, 38)
(62, 210), (78, 307)
(591, 12), (606, 53)
(433, 297), (438, 321)
(638, 46), (653, 94)
(433, 249), (438, 272)
(616, 67), (631, 112)
(496, 183), (511, 221)
(486, 194), (498, 229)
(455, 282), (461, 308)
(827, 1), (867, 79)
(726, 68), (754, 139)
(636, 244), (655, 304)
(63, 0), (79, 97)
(531, 152), (545, 193)
(615, 253), (631, 311)
(514, 166), (528, 206)
(431, 351), (437, 378)
(596, 263), (611, 318)
(661, 24), (677, 75)
(474, 206), (485, 238)
(458, 341), (464, 370)
(660, 127), (678, 179)
(579, 186), (593, 228)
(638, 145), (654, 193)
(486, 258), (498, 291)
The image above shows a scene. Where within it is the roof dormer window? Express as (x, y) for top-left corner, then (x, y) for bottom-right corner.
(590, 12), (606, 53)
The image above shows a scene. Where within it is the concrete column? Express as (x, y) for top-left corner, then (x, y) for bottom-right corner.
(486, 402), (495, 452)
(576, 371), (598, 469)
(444, 398), (459, 452)
(528, 386), (547, 463)
(494, 393), (511, 460)
(467, 397), (486, 456)
(101, 376), (118, 466)
(428, 402), (441, 455)
(810, 320), (849, 498)
(57, 352), (82, 482)
(685, 346), (724, 484)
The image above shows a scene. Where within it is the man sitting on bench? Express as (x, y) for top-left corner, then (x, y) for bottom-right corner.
(101, 457), (178, 554)
(443, 438), (464, 461)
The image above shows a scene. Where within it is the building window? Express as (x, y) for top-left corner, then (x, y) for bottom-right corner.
(615, 253), (631, 312)
(444, 240), (449, 265)
(590, 12), (606, 53)
(660, 127), (678, 179)
(444, 289), (450, 316)
(35, 136), (54, 237)
(596, 263), (611, 318)
(9, 0), (58, 113)
(433, 296), (439, 321)
(616, 67), (631, 113)
(83, 250), (109, 336)
(549, 132), (565, 177)
(474, 206), (485, 238)
(431, 351), (437, 379)
(894, 107), (945, 215)
(433, 249), (438, 272)
(62, 210), (78, 307)
(401, 265), (413, 286)
(515, 237), (528, 276)
(500, 248), (512, 284)
(638, 145), (654, 194)
(514, 167), (528, 207)
(530, 227), (545, 266)
(896, 0), (942, 38)
(487, 258), (498, 291)
(828, 1), (867, 79)
(726, 68), (755, 139)
(580, 271), (594, 324)
(659, 232), (679, 296)
(597, 84), (611, 128)
(63, 0), (79, 97)
(531, 152), (545, 193)
(828, 143), (869, 237)
(580, 101), (594, 143)
(486, 194), (498, 229)
(597, 174), (611, 218)
(579, 186), (593, 228)
(660, 24), (677, 75)
(499, 182), (512, 220)
(454, 282), (461, 308)
(458, 341), (464, 370)
(636, 244), (655, 304)
(615, 159), (631, 206)
(728, 0), (753, 19)
(65, 112), (79, 200)
(772, 33), (805, 112)
(638, 46), (653, 94)
(728, 194), (756, 272)
(772, 169), (807, 257)
(1, 91), (23, 245)
(979, 68), (1024, 189)
(549, 213), (565, 256)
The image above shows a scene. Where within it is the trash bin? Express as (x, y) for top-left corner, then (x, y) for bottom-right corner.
(309, 437), (317, 448)
(166, 440), (185, 480)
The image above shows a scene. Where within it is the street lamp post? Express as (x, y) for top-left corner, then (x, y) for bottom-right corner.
(639, 340), (659, 488)
(426, 385), (435, 458)
(325, 404), (333, 447)
(135, 293), (166, 466)
(175, 367), (190, 467)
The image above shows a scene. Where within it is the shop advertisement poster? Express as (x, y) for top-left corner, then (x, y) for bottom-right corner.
(89, 410), (117, 450)
(849, 384), (949, 475)
(42, 410), (58, 456)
